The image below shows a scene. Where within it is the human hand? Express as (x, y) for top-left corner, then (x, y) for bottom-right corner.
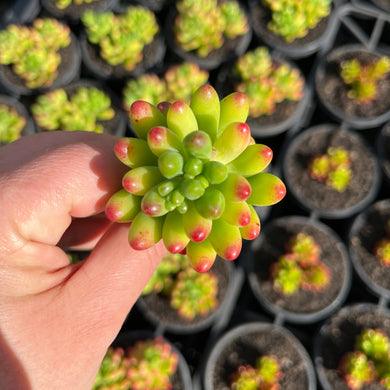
(0, 131), (167, 390)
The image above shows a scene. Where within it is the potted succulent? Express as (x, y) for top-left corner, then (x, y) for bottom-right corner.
(0, 18), (81, 96)
(248, 0), (334, 58)
(203, 321), (317, 390)
(377, 121), (390, 186)
(30, 79), (126, 135)
(216, 45), (308, 138)
(282, 123), (381, 219)
(0, 94), (34, 145)
(122, 62), (209, 112)
(80, 5), (165, 80)
(165, 0), (252, 70)
(348, 199), (390, 303)
(41, 0), (118, 22)
(247, 215), (351, 324)
(315, 44), (390, 129)
(93, 332), (192, 390)
(105, 84), (286, 273)
(314, 303), (390, 390)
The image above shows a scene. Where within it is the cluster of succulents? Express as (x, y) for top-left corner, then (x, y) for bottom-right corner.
(0, 18), (71, 88)
(233, 46), (304, 117)
(338, 328), (390, 389)
(0, 104), (26, 145)
(31, 86), (115, 133)
(262, 0), (332, 42)
(374, 219), (390, 267)
(81, 6), (159, 70)
(340, 55), (390, 104)
(271, 232), (331, 295)
(308, 146), (352, 192)
(122, 62), (209, 110)
(173, 0), (249, 57)
(230, 355), (283, 390)
(143, 252), (219, 320)
(105, 84), (286, 272)
(50, 0), (100, 9)
(93, 337), (179, 390)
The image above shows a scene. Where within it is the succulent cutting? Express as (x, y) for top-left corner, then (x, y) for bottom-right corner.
(105, 85), (286, 272)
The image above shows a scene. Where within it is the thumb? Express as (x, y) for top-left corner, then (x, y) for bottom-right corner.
(64, 223), (167, 340)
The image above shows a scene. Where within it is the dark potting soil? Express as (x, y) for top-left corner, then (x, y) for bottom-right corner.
(252, 218), (347, 314)
(284, 125), (378, 212)
(316, 48), (390, 119)
(349, 201), (390, 291)
(138, 258), (231, 329)
(210, 327), (310, 390)
(316, 305), (390, 390)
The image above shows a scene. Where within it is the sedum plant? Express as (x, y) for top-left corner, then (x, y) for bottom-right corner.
(340, 56), (390, 104)
(271, 232), (331, 296)
(0, 104), (26, 145)
(374, 219), (390, 267)
(308, 146), (352, 192)
(105, 84), (286, 272)
(122, 62), (209, 110)
(93, 337), (179, 390)
(142, 252), (219, 320)
(0, 18), (71, 88)
(31, 86), (115, 133)
(82, 6), (159, 70)
(339, 328), (390, 389)
(233, 46), (304, 117)
(50, 0), (100, 9)
(230, 355), (283, 390)
(173, 0), (249, 57)
(262, 0), (332, 42)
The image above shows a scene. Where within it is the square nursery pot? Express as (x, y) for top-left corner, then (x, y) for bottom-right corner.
(348, 199), (390, 303)
(282, 123), (381, 219)
(215, 48), (311, 138)
(135, 258), (243, 335)
(246, 215), (351, 325)
(313, 303), (390, 390)
(202, 321), (317, 390)
(31, 78), (127, 136)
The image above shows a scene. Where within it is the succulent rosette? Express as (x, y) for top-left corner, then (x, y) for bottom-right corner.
(105, 85), (286, 272)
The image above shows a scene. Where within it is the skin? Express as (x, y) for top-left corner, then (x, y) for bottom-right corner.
(0, 131), (167, 390)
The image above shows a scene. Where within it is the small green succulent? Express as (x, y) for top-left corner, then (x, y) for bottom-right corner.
(82, 6), (159, 70)
(262, 0), (332, 42)
(234, 47), (304, 117)
(122, 62), (209, 111)
(339, 328), (390, 389)
(105, 84), (286, 272)
(308, 146), (352, 192)
(174, 0), (249, 57)
(0, 104), (26, 145)
(271, 232), (330, 296)
(374, 220), (390, 267)
(0, 18), (71, 88)
(93, 337), (179, 390)
(340, 56), (390, 104)
(31, 86), (115, 133)
(50, 0), (100, 10)
(230, 355), (283, 390)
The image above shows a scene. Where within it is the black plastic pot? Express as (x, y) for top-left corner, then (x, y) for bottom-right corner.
(0, 94), (35, 144)
(203, 321), (317, 390)
(0, 30), (81, 97)
(376, 121), (390, 186)
(111, 330), (193, 390)
(31, 78), (127, 137)
(313, 303), (390, 390)
(315, 43), (390, 129)
(247, 215), (351, 325)
(136, 259), (244, 335)
(247, 0), (336, 59)
(348, 199), (390, 304)
(282, 123), (381, 219)
(0, 0), (40, 28)
(164, 5), (252, 71)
